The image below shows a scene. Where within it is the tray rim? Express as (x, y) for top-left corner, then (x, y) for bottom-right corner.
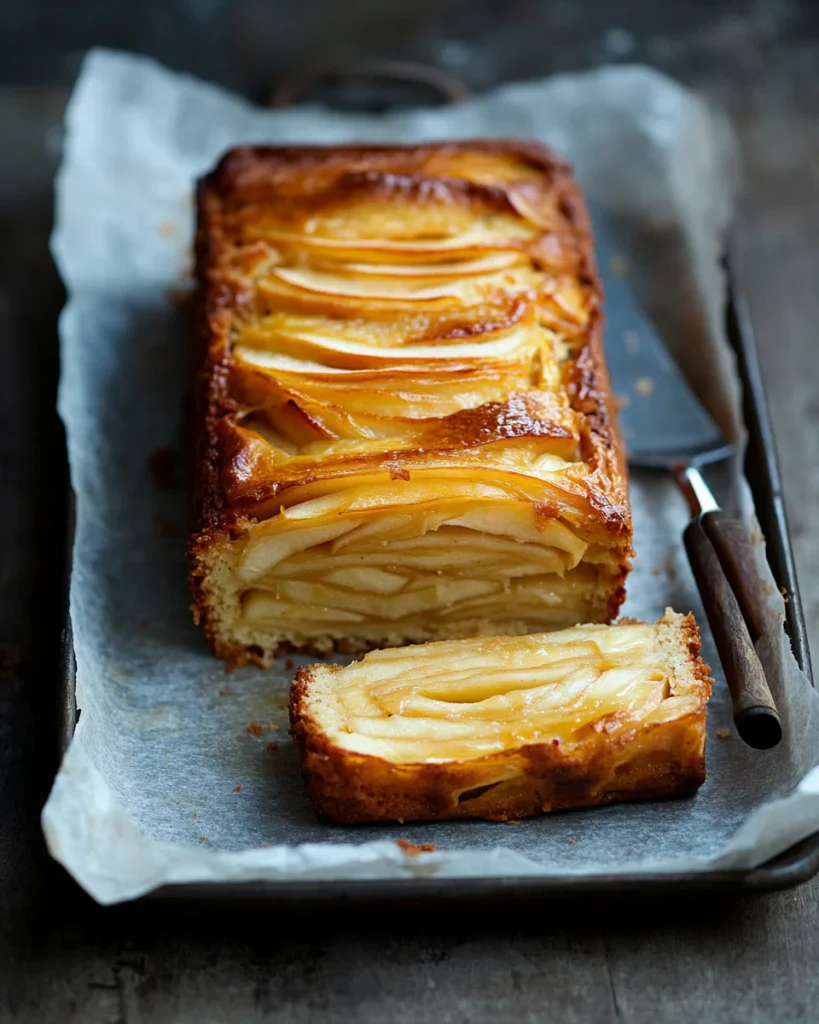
(56, 266), (819, 903)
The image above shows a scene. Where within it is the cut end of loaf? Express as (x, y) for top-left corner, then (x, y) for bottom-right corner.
(190, 514), (629, 665)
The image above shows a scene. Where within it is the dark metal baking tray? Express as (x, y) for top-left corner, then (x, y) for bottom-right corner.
(56, 268), (818, 904)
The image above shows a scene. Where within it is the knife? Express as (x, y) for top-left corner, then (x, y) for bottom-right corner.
(591, 206), (782, 750)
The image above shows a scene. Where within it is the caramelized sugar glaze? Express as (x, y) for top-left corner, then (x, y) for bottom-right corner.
(304, 623), (676, 763)
(190, 142), (633, 662)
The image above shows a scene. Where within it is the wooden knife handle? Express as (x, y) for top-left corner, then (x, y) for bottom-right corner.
(700, 509), (769, 642)
(684, 517), (782, 750)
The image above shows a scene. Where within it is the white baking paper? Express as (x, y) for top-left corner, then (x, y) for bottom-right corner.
(44, 48), (819, 905)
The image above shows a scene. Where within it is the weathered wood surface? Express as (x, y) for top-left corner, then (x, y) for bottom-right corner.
(2, 3), (819, 1021)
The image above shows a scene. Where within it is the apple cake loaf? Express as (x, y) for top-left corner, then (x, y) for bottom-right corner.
(189, 141), (632, 663)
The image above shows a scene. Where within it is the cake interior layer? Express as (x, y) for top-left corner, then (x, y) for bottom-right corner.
(306, 616), (702, 763)
(203, 499), (627, 651)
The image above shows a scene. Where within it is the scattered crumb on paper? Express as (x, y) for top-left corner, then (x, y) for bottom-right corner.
(396, 839), (436, 855)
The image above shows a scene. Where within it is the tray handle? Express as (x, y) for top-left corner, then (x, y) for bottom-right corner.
(270, 59), (470, 109)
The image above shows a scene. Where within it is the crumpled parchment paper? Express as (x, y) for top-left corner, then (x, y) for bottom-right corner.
(44, 48), (819, 905)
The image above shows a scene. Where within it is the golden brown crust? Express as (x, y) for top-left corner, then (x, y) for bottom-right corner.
(289, 613), (712, 824)
(189, 140), (633, 663)
(292, 704), (706, 824)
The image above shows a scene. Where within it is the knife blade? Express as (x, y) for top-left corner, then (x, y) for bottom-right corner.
(589, 205), (731, 468)
(588, 205), (781, 749)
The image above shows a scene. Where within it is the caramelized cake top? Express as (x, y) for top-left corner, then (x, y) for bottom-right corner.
(193, 141), (630, 543)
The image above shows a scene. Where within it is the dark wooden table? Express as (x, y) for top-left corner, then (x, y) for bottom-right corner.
(3, 3), (819, 1021)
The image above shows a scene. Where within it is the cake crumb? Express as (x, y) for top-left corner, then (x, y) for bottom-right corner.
(781, 586), (790, 604)
(233, 785), (243, 792)
(266, 742), (279, 753)
(246, 722), (265, 737)
(261, 842), (270, 848)
(615, 392), (631, 412)
(396, 838), (436, 856)
(267, 721), (282, 732)
(505, 820), (521, 827)
(284, 658), (294, 671)
(199, 835), (207, 843)
(716, 728), (732, 740)
(191, 811), (198, 819)
(569, 838), (576, 845)
(219, 689), (233, 697)
(634, 376), (655, 397)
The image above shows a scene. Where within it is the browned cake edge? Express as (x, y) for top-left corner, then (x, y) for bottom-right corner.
(288, 614), (713, 824)
(188, 140), (631, 666)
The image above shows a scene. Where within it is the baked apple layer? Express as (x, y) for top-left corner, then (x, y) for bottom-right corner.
(197, 496), (625, 656)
